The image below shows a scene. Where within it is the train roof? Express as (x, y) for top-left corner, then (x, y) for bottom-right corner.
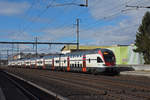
(66, 48), (112, 56)
(43, 53), (64, 59)
(9, 48), (113, 61)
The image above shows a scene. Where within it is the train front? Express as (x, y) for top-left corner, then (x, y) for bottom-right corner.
(100, 49), (120, 74)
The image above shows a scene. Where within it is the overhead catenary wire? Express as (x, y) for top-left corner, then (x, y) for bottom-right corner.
(19, 0), (42, 33)
(80, 0), (132, 29)
(35, 0), (88, 43)
(20, 0), (87, 34)
(37, 0), (87, 31)
(18, 0), (87, 44)
(37, 0), (77, 31)
(79, 0), (149, 34)
(46, 0), (131, 43)
(122, 0), (150, 12)
(20, 0), (56, 34)
(2, 0), (149, 54)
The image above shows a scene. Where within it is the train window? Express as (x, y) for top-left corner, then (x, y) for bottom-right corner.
(55, 60), (59, 63)
(64, 60), (66, 63)
(80, 64), (82, 67)
(78, 64), (80, 67)
(38, 61), (42, 64)
(103, 55), (115, 62)
(75, 64), (77, 67)
(89, 58), (91, 63)
(97, 57), (103, 63)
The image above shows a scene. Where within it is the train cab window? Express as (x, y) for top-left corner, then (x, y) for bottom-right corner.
(97, 57), (103, 63)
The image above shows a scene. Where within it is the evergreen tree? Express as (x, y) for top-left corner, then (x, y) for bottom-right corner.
(134, 11), (150, 64)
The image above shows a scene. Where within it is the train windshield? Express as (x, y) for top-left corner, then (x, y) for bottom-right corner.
(97, 57), (103, 63)
(103, 51), (115, 62)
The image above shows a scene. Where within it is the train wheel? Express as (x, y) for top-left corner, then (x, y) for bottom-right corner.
(92, 69), (98, 75)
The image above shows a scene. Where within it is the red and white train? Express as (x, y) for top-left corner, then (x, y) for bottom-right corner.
(8, 48), (121, 75)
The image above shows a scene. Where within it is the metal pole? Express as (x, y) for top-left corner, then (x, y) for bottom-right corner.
(86, 0), (88, 7)
(0, 51), (1, 67)
(7, 50), (9, 64)
(12, 44), (14, 60)
(17, 44), (19, 54)
(35, 37), (38, 58)
(76, 19), (80, 50)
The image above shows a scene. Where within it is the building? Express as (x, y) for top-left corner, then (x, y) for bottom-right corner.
(61, 44), (144, 65)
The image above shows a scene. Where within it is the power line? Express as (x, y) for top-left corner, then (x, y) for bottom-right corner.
(0, 41), (77, 45)
(79, 2), (130, 31)
(126, 5), (150, 9)
(122, 0), (150, 12)
(20, 0), (56, 34)
(55, 1), (129, 42)
(37, 0), (88, 31)
(37, 0), (78, 31)
(80, 11), (122, 32)
(21, 0), (87, 34)
(79, 0), (145, 31)
(19, 0), (40, 33)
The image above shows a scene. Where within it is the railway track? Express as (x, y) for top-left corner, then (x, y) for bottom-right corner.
(36, 72), (150, 100)
(1, 71), (40, 100)
(2, 67), (150, 100)
(0, 70), (64, 100)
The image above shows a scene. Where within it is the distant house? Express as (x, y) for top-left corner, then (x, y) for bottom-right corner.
(0, 60), (8, 66)
(61, 44), (144, 65)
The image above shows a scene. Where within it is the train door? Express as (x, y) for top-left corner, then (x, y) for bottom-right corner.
(52, 58), (55, 70)
(67, 56), (70, 71)
(43, 59), (46, 69)
(82, 55), (86, 72)
(59, 55), (61, 69)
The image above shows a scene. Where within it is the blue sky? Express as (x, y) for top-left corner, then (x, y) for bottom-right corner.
(0, 0), (150, 53)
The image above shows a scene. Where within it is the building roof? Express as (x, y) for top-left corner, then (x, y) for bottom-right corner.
(61, 45), (129, 51)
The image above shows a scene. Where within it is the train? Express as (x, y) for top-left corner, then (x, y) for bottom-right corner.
(8, 48), (122, 75)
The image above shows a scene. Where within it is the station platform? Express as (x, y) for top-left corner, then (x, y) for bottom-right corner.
(120, 71), (150, 77)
